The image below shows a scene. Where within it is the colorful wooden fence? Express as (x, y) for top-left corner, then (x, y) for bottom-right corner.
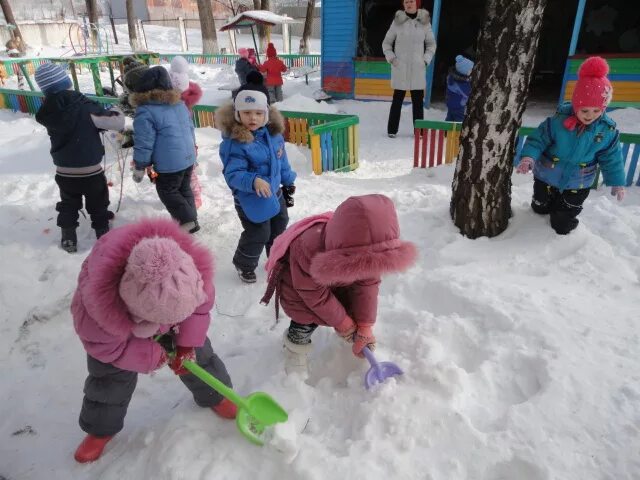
(560, 54), (640, 109)
(0, 87), (358, 176)
(414, 120), (640, 187)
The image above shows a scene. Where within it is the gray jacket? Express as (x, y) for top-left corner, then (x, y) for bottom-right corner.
(382, 9), (437, 91)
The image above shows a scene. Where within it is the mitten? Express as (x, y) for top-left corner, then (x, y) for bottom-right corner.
(334, 315), (356, 343)
(516, 157), (533, 174)
(282, 185), (296, 208)
(611, 186), (625, 202)
(132, 168), (145, 183)
(352, 326), (376, 357)
(168, 346), (196, 376)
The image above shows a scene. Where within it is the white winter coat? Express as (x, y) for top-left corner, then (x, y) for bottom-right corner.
(382, 9), (437, 91)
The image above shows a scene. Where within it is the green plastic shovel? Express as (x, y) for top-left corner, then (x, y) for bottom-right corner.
(182, 360), (288, 446)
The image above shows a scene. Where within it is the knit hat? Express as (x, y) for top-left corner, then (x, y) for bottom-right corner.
(35, 63), (72, 95)
(234, 89), (269, 124)
(571, 56), (613, 111)
(233, 71), (271, 124)
(119, 237), (207, 338)
(169, 55), (190, 93)
(238, 47), (249, 58)
(129, 65), (173, 93)
(123, 57), (149, 93)
(266, 42), (277, 58)
(455, 55), (474, 76)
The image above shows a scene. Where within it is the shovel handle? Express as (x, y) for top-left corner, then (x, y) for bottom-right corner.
(182, 360), (248, 410)
(362, 346), (378, 367)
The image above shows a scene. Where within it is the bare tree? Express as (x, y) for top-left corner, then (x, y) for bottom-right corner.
(450, 0), (547, 238)
(84, 0), (99, 47)
(299, 0), (314, 54)
(196, 0), (219, 54)
(125, 0), (139, 51)
(0, 0), (26, 52)
(257, 0), (270, 52)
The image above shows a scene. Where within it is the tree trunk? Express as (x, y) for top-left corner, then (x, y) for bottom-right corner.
(85, 0), (99, 48)
(299, 0), (314, 54)
(125, 0), (139, 51)
(257, 0), (270, 53)
(196, 0), (219, 54)
(0, 0), (26, 52)
(450, 0), (547, 239)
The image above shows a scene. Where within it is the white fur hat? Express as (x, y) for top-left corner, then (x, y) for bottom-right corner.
(169, 56), (190, 92)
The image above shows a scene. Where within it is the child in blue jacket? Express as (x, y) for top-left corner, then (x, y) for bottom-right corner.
(445, 55), (473, 122)
(129, 66), (200, 234)
(215, 73), (297, 283)
(517, 56), (625, 235)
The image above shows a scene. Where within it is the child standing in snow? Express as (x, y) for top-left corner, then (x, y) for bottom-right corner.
(71, 218), (236, 463)
(169, 56), (205, 209)
(118, 56), (149, 149)
(516, 56), (626, 235)
(215, 73), (297, 283)
(235, 47), (259, 86)
(445, 55), (473, 122)
(259, 43), (288, 103)
(260, 194), (417, 375)
(129, 66), (200, 234)
(34, 63), (124, 252)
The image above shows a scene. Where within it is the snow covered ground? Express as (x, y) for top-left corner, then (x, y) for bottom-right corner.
(1, 25), (640, 480)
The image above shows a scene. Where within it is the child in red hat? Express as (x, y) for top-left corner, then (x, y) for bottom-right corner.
(259, 43), (288, 103)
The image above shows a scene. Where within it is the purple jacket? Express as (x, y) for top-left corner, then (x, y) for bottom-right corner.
(71, 219), (215, 373)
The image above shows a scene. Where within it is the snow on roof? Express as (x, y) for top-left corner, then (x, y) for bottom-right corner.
(219, 10), (302, 31)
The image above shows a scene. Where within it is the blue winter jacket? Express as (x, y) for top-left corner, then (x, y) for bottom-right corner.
(521, 103), (625, 191)
(445, 68), (471, 117)
(218, 106), (296, 223)
(131, 89), (196, 173)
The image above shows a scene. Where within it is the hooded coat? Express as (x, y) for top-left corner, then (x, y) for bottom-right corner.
(263, 195), (417, 328)
(71, 219), (215, 374)
(382, 9), (437, 91)
(215, 103), (296, 223)
(130, 88), (196, 173)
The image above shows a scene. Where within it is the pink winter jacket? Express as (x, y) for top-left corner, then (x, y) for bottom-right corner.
(267, 195), (417, 328)
(181, 81), (202, 112)
(71, 219), (215, 373)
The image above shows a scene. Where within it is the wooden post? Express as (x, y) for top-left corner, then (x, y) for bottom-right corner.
(178, 17), (188, 52)
(282, 22), (290, 54)
(424, 0), (442, 108)
(70, 62), (80, 91)
(137, 19), (148, 50)
(110, 16), (119, 44)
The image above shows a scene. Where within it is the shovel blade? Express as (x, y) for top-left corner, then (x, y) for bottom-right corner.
(236, 392), (289, 445)
(365, 361), (403, 389)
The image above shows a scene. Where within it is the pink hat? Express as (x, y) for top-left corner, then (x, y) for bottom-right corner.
(238, 48), (249, 59)
(119, 237), (207, 338)
(571, 56), (613, 111)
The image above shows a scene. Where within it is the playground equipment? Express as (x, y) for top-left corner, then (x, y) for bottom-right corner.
(412, 119), (640, 188)
(67, 19), (112, 56)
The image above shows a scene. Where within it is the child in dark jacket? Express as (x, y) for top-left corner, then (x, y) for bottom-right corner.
(71, 218), (236, 463)
(34, 62), (124, 252)
(215, 73), (297, 284)
(259, 43), (288, 103)
(129, 66), (200, 234)
(445, 55), (473, 122)
(260, 194), (417, 376)
(516, 56), (625, 235)
(235, 48), (258, 86)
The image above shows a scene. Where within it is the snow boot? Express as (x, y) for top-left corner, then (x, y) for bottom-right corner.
(180, 220), (200, 234)
(73, 434), (114, 463)
(211, 398), (238, 419)
(60, 228), (77, 253)
(283, 330), (312, 376)
(236, 267), (256, 284)
(95, 225), (110, 239)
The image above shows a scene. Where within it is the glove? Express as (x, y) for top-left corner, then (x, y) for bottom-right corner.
(168, 346), (196, 376)
(132, 168), (145, 183)
(352, 326), (376, 358)
(90, 111), (125, 131)
(282, 185), (296, 208)
(334, 315), (356, 343)
(611, 186), (625, 202)
(516, 157), (534, 174)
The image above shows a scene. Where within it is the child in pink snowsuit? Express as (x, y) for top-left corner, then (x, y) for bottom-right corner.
(261, 194), (418, 375)
(170, 56), (204, 209)
(71, 219), (236, 463)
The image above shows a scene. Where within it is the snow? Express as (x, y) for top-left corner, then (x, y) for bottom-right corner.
(1, 27), (640, 480)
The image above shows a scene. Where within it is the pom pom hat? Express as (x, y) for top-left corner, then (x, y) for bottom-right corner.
(571, 56), (613, 111)
(169, 56), (190, 92)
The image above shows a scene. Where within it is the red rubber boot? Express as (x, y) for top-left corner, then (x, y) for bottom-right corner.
(73, 434), (114, 463)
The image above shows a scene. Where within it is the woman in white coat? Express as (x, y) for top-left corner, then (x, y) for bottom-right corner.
(382, 0), (437, 137)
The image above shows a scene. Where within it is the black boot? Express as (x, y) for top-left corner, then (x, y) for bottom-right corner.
(236, 267), (257, 284)
(61, 228), (77, 253)
(95, 225), (110, 239)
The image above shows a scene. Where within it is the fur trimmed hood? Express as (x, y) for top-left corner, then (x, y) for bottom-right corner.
(394, 8), (430, 26)
(309, 195), (418, 286)
(129, 88), (182, 107)
(77, 218), (214, 339)
(214, 102), (285, 143)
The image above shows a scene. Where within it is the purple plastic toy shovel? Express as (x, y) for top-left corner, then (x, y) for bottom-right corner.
(362, 346), (403, 389)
